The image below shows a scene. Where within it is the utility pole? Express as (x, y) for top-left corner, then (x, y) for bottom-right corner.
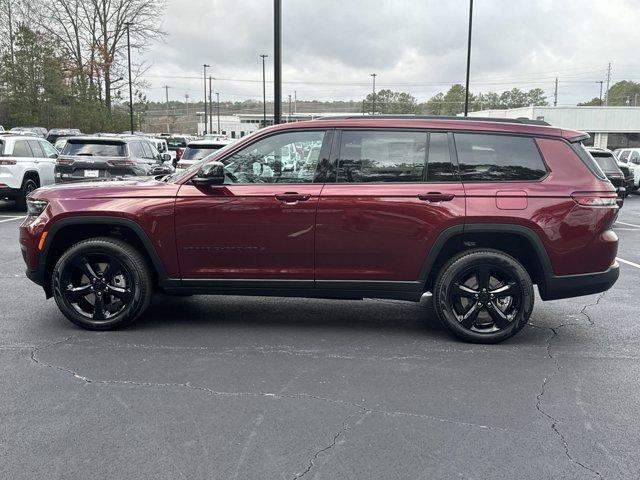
(294, 90), (297, 114)
(288, 94), (292, 122)
(260, 54), (268, 127)
(273, 0), (282, 124)
(216, 93), (220, 132)
(553, 77), (558, 107)
(203, 64), (210, 134)
(125, 22), (134, 134)
(208, 75), (213, 134)
(464, 0), (474, 116)
(596, 81), (604, 106)
(164, 85), (170, 133)
(605, 62), (612, 106)
(370, 73), (377, 115)
(185, 94), (189, 116)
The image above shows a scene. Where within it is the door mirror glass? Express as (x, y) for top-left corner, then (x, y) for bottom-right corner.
(163, 153), (172, 162)
(192, 161), (225, 186)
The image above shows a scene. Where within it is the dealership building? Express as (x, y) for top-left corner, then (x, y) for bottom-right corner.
(469, 106), (640, 150)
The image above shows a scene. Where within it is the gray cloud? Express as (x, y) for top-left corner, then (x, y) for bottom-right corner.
(140, 0), (639, 105)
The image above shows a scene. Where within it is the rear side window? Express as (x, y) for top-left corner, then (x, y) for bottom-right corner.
(337, 130), (426, 183)
(27, 140), (45, 158)
(454, 134), (547, 182)
(12, 140), (33, 157)
(590, 152), (619, 172)
(62, 141), (126, 157)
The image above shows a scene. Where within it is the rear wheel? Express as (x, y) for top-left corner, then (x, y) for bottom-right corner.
(433, 249), (534, 344)
(15, 177), (38, 211)
(52, 237), (153, 330)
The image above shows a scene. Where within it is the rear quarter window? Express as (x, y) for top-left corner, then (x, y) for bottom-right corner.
(454, 133), (547, 182)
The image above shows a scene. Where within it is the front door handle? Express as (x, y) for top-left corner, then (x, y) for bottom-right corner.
(418, 192), (455, 203)
(275, 192), (311, 203)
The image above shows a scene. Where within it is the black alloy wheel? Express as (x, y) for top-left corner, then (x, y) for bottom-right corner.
(434, 249), (534, 343)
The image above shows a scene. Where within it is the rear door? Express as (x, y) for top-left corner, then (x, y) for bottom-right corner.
(11, 140), (36, 186)
(33, 140), (58, 186)
(315, 130), (465, 288)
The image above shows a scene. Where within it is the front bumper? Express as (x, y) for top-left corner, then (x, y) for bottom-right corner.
(539, 262), (619, 301)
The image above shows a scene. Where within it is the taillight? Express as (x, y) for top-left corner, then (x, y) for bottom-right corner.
(56, 158), (74, 166)
(107, 159), (135, 166)
(176, 148), (184, 160)
(0, 159), (17, 165)
(571, 192), (618, 207)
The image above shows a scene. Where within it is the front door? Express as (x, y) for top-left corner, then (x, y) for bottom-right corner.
(175, 129), (332, 281)
(315, 130), (465, 288)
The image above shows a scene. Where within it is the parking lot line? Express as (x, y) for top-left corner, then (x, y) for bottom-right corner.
(0, 216), (24, 223)
(615, 221), (640, 229)
(617, 257), (640, 269)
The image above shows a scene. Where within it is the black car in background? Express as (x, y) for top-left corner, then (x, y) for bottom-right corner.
(55, 136), (173, 182)
(587, 147), (627, 206)
(46, 128), (82, 144)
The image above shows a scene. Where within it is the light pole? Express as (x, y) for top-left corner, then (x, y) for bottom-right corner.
(370, 73), (377, 115)
(260, 54), (268, 127)
(202, 64), (210, 134)
(125, 22), (134, 133)
(596, 81), (604, 106)
(216, 92), (220, 133)
(464, 0), (473, 116)
(208, 75), (213, 134)
(274, 0), (282, 124)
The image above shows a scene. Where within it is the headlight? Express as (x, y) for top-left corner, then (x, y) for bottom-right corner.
(26, 199), (49, 216)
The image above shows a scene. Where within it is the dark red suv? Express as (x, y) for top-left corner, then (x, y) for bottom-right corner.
(19, 117), (620, 343)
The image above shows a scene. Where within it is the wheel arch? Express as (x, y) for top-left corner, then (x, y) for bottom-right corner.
(421, 223), (553, 293)
(22, 170), (41, 186)
(40, 217), (168, 297)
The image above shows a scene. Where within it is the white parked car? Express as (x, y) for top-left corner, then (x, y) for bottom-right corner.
(613, 148), (640, 192)
(0, 135), (59, 209)
(175, 139), (233, 171)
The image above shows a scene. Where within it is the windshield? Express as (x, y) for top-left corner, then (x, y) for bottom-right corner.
(181, 145), (225, 161)
(62, 140), (126, 157)
(165, 141), (238, 183)
(590, 152), (620, 172)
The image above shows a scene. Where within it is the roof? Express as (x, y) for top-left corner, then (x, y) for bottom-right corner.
(262, 117), (587, 141)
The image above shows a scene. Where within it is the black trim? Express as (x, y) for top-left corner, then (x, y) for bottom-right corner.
(418, 224), (465, 282)
(35, 217), (169, 295)
(539, 262), (619, 300)
(312, 115), (551, 126)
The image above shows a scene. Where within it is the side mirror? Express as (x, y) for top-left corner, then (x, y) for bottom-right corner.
(192, 161), (225, 187)
(163, 153), (172, 162)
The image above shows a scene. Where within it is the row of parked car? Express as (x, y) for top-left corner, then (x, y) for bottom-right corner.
(0, 126), (235, 209)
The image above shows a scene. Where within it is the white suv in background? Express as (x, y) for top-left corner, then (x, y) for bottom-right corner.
(613, 148), (640, 192)
(0, 135), (58, 209)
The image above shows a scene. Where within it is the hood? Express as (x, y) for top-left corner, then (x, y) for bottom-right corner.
(33, 177), (181, 200)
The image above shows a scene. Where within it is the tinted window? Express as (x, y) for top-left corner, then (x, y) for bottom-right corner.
(455, 134), (547, 182)
(630, 151), (640, 164)
(337, 131), (426, 183)
(182, 147), (219, 161)
(618, 150), (630, 161)
(129, 142), (145, 159)
(141, 141), (155, 159)
(40, 141), (59, 158)
(62, 141), (126, 157)
(590, 152), (619, 172)
(167, 138), (187, 149)
(427, 133), (456, 182)
(221, 130), (327, 184)
(12, 140), (32, 157)
(27, 140), (45, 158)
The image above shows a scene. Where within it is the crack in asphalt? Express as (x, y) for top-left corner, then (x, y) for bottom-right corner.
(28, 337), (505, 433)
(531, 292), (606, 479)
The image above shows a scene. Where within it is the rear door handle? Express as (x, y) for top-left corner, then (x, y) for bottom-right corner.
(418, 192), (455, 202)
(275, 192), (311, 203)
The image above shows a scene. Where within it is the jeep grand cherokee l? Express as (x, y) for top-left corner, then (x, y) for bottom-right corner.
(20, 117), (619, 343)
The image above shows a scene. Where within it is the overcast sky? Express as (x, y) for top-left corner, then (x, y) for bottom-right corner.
(139, 0), (640, 108)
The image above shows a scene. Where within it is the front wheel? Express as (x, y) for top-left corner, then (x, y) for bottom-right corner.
(52, 237), (153, 330)
(433, 249), (534, 344)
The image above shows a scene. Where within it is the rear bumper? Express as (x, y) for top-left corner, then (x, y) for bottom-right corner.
(539, 262), (619, 301)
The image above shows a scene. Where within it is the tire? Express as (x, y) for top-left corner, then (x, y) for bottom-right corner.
(433, 249), (534, 344)
(52, 237), (153, 330)
(15, 177), (38, 211)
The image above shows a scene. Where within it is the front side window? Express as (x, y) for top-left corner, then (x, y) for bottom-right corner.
(618, 150), (630, 161)
(129, 142), (145, 159)
(630, 151), (640, 164)
(455, 133), (547, 182)
(12, 140), (32, 157)
(220, 130), (327, 184)
(40, 141), (59, 158)
(336, 130), (426, 183)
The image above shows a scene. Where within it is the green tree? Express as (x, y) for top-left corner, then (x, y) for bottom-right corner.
(605, 80), (640, 106)
(578, 97), (603, 107)
(425, 84), (474, 116)
(365, 89), (420, 114)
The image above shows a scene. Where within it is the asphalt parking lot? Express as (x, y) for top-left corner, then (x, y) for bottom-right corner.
(1, 197), (640, 479)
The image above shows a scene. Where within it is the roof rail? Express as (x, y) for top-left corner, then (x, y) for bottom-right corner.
(313, 115), (551, 126)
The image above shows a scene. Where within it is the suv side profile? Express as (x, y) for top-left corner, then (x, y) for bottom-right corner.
(20, 117), (619, 343)
(0, 135), (59, 209)
(55, 136), (173, 182)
